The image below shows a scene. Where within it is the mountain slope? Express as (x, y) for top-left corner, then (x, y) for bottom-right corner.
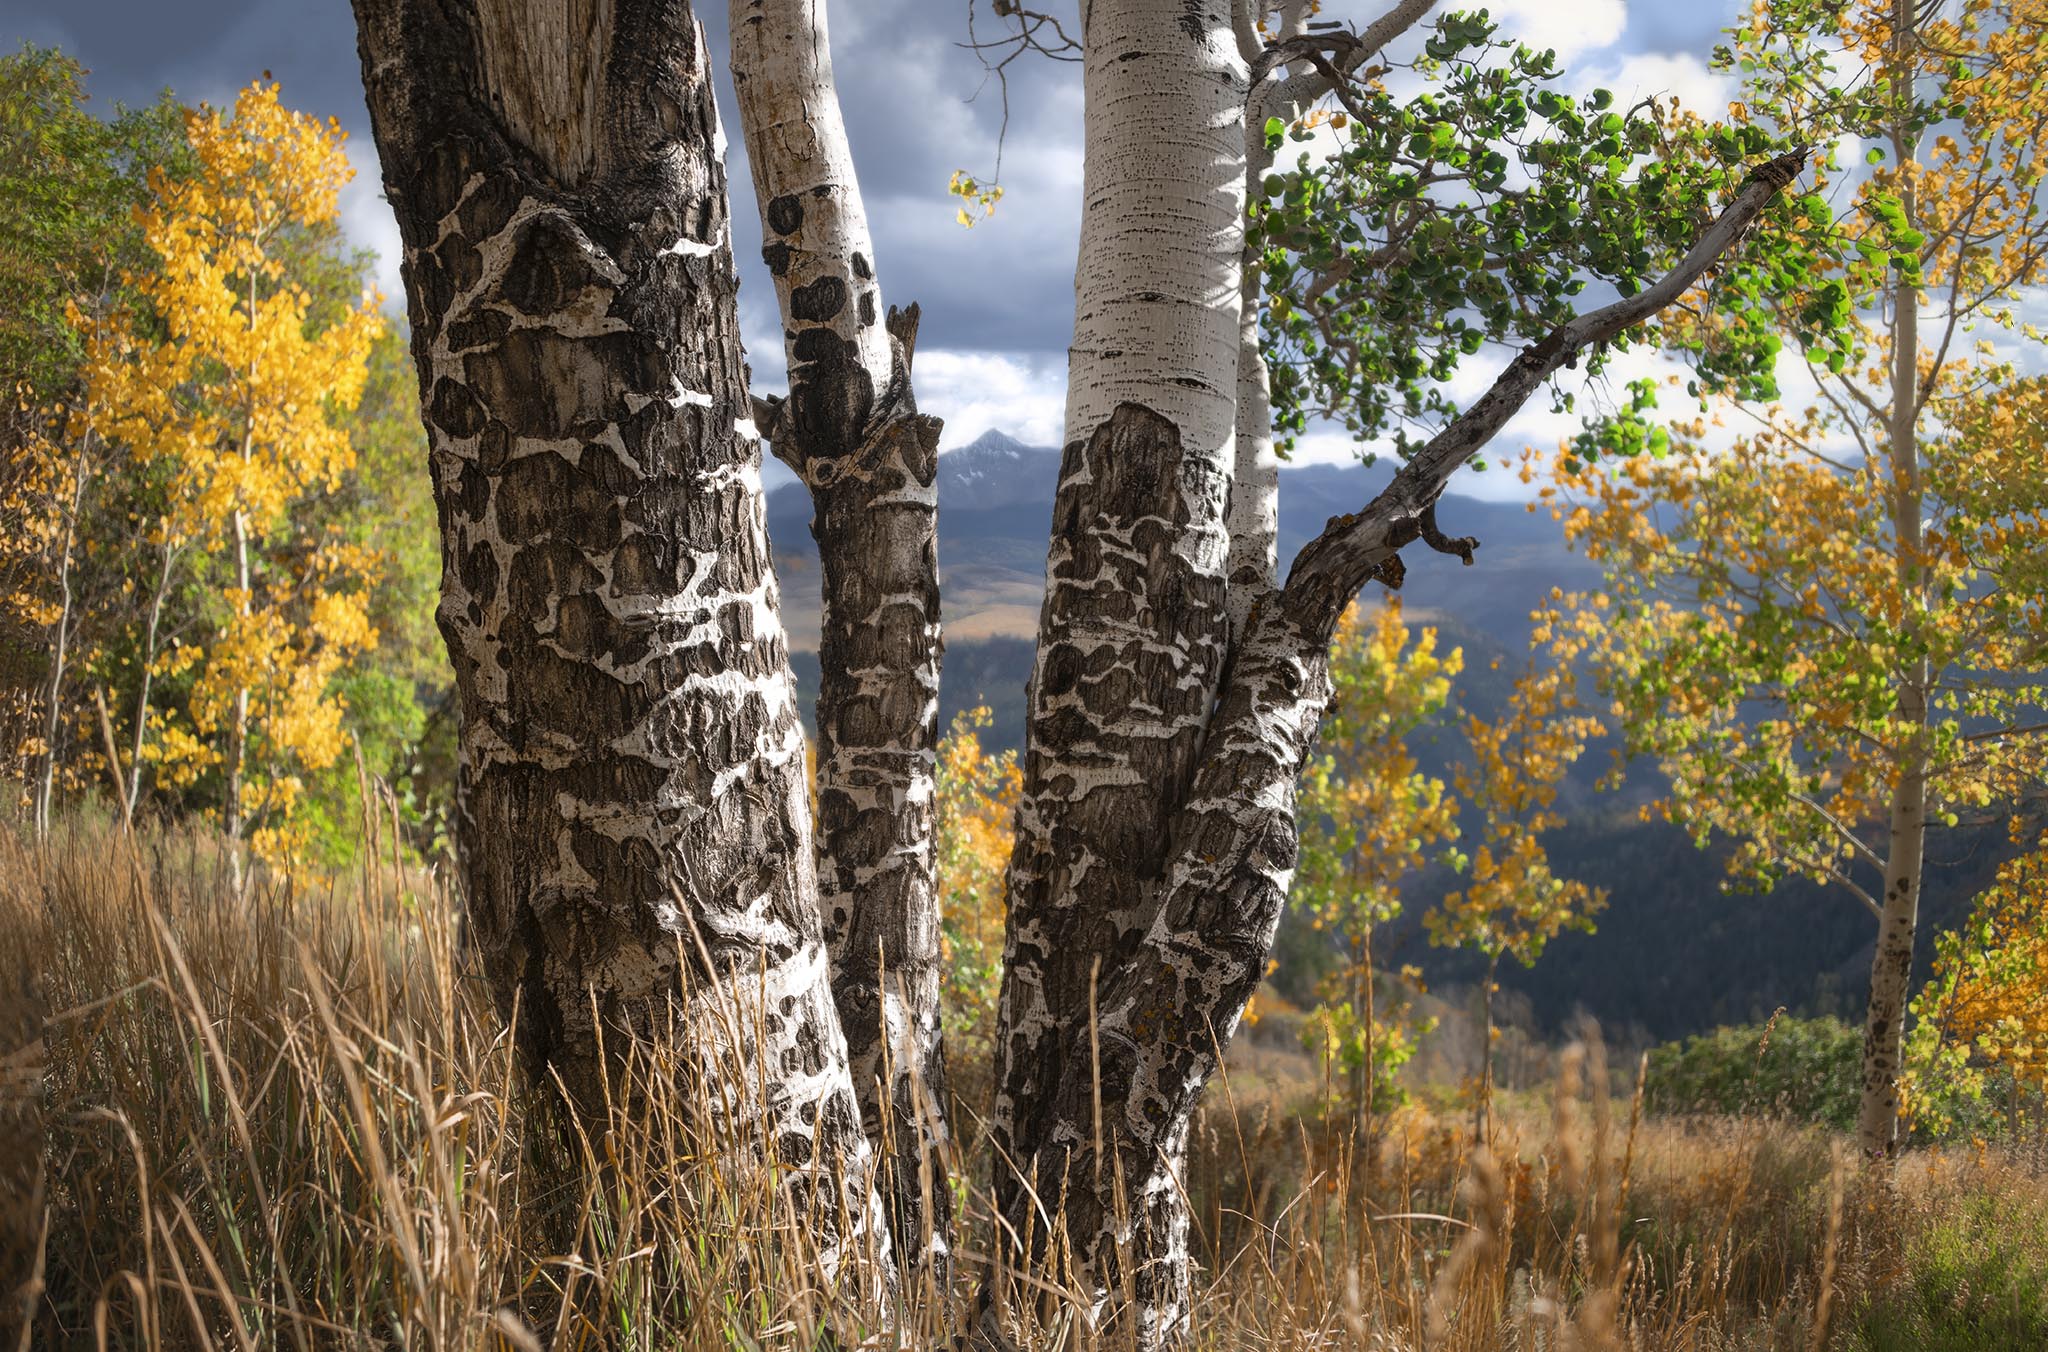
(767, 430), (1999, 1048)
(767, 430), (1591, 661)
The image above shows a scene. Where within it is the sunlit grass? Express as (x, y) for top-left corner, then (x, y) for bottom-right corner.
(2, 799), (2044, 1349)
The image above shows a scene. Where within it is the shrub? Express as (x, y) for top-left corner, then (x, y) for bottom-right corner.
(1644, 1014), (1862, 1130)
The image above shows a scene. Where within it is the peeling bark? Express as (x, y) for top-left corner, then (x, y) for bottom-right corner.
(728, 0), (952, 1271)
(350, 0), (886, 1273)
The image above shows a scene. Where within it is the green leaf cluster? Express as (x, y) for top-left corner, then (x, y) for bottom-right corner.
(1256, 11), (1826, 461)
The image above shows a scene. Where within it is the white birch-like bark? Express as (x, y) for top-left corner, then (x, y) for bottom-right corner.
(31, 434), (90, 838)
(989, 0), (1248, 1336)
(350, 0), (889, 1280)
(1227, 0), (1439, 637)
(1223, 45), (1296, 641)
(124, 539), (176, 822)
(1859, 26), (1928, 1150)
(729, 0), (953, 1274)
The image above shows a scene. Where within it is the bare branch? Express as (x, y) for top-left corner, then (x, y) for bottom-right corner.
(1268, 0), (1436, 112)
(1420, 500), (1477, 565)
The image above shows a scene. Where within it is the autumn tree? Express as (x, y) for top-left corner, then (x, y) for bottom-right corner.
(0, 48), (183, 833)
(1293, 598), (1460, 1121)
(1553, 0), (2048, 1156)
(351, 0), (1807, 1336)
(79, 83), (384, 878)
(933, 707), (1021, 1055)
(1904, 819), (2048, 1137)
(1428, 599), (1606, 1141)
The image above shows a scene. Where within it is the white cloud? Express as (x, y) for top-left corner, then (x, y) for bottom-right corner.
(913, 348), (1068, 451)
(1587, 50), (1736, 117)
(339, 143), (405, 309)
(1491, 0), (1628, 64)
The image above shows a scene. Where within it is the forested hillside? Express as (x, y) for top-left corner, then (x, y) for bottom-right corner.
(778, 431), (2001, 1046)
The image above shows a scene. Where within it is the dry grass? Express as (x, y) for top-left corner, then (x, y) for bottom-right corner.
(1, 801), (2044, 1350)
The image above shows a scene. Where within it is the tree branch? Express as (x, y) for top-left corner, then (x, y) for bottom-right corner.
(1282, 145), (1809, 627)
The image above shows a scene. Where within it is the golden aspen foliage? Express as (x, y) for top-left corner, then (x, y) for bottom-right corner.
(1548, 375), (2048, 912)
(1428, 601), (1608, 971)
(1544, 0), (2048, 949)
(1548, 0), (2048, 1150)
(1427, 600), (1607, 1130)
(1905, 822), (2048, 1133)
(80, 82), (383, 866)
(934, 706), (1022, 1045)
(0, 49), (186, 814)
(1293, 599), (1461, 1110)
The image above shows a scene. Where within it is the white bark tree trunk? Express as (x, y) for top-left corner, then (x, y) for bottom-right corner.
(125, 538), (176, 823)
(350, 0), (888, 1277)
(1859, 42), (1927, 1151)
(728, 0), (953, 1275)
(989, 0), (1248, 1336)
(32, 434), (90, 839)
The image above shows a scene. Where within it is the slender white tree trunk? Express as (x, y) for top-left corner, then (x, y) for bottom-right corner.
(351, 0), (888, 1277)
(729, 0), (953, 1275)
(32, 435), (90, 839)
(990, 0), (1248, 1336)
(225, 505), (252, 896)
(125, 539), (175, 822)
(1859, 58), (1927, 1152)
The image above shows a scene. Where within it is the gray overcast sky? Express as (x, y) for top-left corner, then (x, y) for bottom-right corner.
(2, 0), (1749, 479)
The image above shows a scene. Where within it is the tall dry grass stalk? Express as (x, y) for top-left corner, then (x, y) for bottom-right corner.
(3, 797), (2045, 1349)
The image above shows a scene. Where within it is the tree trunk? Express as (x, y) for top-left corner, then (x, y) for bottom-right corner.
(978, 2), (1269, 1323)
(124, 539), (175, 824)
(727, 0), (952, 1275)
(980, 130), (1805, 1342)
(225, 506), (252, 895)
(1476, 950), (1501, 1147)
(350, 0), (886, 1272)
(1859, 49), (1926, 1153)
(988, 0), (1248, 1333)
(1862, 746), (1926, 1154)
(32, 435), (90, 839)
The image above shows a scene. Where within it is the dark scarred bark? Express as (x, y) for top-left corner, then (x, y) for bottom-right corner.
(729, 0), (952, 1273)
(350, 0), (886, 1273)
(992, 402), (1233, 1202)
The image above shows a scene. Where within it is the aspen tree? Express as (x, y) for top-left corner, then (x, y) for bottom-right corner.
(1553, 0), (2048, 1155)
(82, 83), (383, 875)
(349, 0), (889, 1275)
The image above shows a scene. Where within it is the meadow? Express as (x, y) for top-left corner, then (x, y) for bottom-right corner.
(4, 801), (2043, 1351)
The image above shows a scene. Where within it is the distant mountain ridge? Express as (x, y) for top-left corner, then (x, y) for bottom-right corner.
(770, 429), (1990, 1050)
(767, 427), (1597, 658)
